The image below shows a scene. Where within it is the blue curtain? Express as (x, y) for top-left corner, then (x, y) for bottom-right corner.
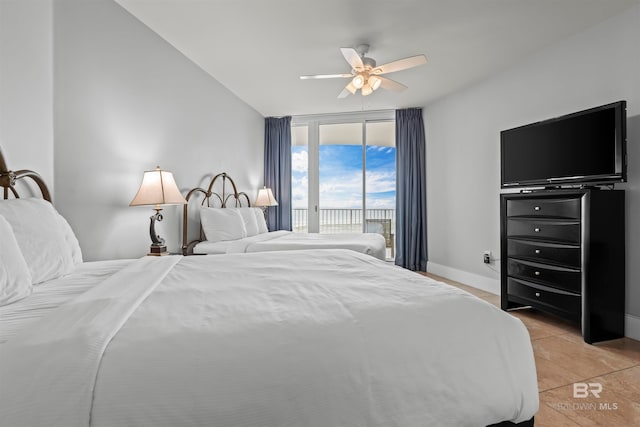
(395, 108), (427, 271)
(264, 116), (292, 231)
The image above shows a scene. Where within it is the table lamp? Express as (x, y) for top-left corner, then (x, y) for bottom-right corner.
(130, 166), (187, 256)
(254, 187), (278, 212)
(254, 187), (278, 227)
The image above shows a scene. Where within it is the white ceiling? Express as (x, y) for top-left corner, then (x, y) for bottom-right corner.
(115, 0), (639, 117)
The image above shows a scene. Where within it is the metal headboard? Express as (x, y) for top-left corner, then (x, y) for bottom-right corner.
(0, 148), (51, 202)
(182, 172), (250, 255)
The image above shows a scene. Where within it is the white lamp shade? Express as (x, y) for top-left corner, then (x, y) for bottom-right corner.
(369, 75), (382, 91)
(130, 167), (187, 208)
(361, 82), (373, 96)
(254, 187), (278, 207)
(352, 74), (365, 89)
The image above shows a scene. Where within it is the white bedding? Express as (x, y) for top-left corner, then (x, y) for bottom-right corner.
(194, 230), (388, 260)
(0, 249), (537, 427)
(0, 259), (133, 344)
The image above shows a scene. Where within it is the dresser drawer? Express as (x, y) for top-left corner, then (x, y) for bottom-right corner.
(507, 218), (580, 244)
(507, 239), (581, 268)
(507, 198), (580, 219)
(507, 277), (580, 320)
(507, 259), (581, 293)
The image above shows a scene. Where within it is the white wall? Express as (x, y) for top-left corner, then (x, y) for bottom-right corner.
(0, 0), (54, 187)
(53, 0), (264, 260)
(425, 5), (640, 327)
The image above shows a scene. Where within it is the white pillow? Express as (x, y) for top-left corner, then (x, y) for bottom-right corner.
(0, 215), (32, 306)
(56, 211), (83, 264)
(200, 208), (246, 242)
(0, 198), (75, 284)
(253, 208), (269, 234)
(233, 208), (259, 237)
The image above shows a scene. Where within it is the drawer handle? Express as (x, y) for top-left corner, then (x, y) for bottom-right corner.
(535, 292), (541, 297)
(535, 249), (541, 254)
(534, 206), (541, 211)
(534, 227), (541, 233)
(534, 271), (541, 276)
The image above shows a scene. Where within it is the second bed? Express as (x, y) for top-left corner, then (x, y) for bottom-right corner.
(182, 172), (388, 260)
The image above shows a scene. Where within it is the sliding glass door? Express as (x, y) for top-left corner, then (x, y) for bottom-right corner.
(291, 125), (309, 232)
(319, 122), (363, 233)
(291, 112), (396, 258)
(364, 121), (396, 258)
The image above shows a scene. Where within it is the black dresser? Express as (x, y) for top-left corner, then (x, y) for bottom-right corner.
(500, 189), (625, 343)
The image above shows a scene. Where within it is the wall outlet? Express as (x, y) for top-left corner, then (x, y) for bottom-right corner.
(483, 251), (491, 264)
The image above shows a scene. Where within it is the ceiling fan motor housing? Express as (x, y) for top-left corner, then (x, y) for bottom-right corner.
(361, 57), (377, 71)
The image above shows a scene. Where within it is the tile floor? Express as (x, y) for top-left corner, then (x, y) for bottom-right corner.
(422, 273), (640, 427)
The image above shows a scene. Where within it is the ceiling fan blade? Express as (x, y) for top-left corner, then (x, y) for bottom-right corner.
(300, 73), (353, 80)
(340, 47), (364, 70)
(378, 76), (407, 92)
(338, 81), (357, 98)
(373, 54), (427, 75)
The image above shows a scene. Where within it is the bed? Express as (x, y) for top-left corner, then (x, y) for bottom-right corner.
(0, 151), (537, 426)
(182, 172), (388, 260)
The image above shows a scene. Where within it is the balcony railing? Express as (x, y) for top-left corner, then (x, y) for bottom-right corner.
(292, 208), (396, 259)
(292, 208), (395, 234)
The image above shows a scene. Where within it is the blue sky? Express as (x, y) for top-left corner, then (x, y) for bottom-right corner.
(292, 145), (396, 209)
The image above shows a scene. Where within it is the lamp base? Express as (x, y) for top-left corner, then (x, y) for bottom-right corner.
(148, 245), (168, 256)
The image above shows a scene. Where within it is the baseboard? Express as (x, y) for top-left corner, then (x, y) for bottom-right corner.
(426, 262), (640, 341)
(426, 261), (500, 295)
(626, 314), (640, 341)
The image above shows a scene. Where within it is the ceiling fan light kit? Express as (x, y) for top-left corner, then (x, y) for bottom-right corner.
(369, 75), (382, 91)
(352, 74), (365, 89)
(300, 44), (427, 98)
(361, 83), (374, 96)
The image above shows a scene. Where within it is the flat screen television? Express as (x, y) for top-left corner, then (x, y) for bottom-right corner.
(500, 101), (626, 188)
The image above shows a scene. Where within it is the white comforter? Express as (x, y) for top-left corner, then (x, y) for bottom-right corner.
(0, 250), (538, 427)
(194, 230), (388, 260)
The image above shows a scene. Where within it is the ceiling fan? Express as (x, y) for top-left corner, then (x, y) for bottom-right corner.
(300, 44), (427, 98)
